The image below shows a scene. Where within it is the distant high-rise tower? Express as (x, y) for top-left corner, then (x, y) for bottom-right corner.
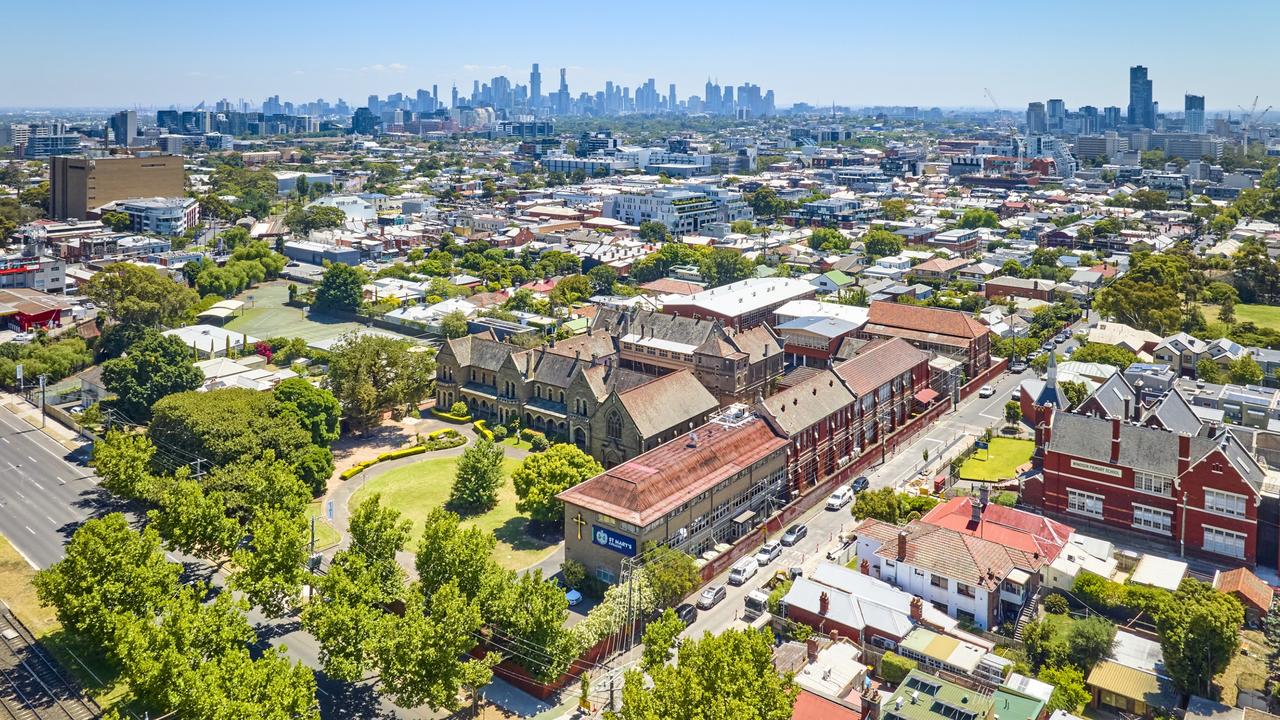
(108, 110), (137, 148)
(450, 84), (458, 110)
(1184, 94), (1206, 134)
(557, 67), (569, 114)
(1025, 102), (1047, 134)
(669, 83), (677, 112)
(1046, 99), (1065, 131)
(1128, 65), (1155, 129)
(1103, 106), (1122, 130)
(530, 63), (542, 109)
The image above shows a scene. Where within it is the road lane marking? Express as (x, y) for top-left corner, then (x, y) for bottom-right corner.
(27, 456), (35, 463)
(45, 515), (55, 524)
(30, 480), (43, 490)
(2, 437), (8, 443)
(24, 526), (34, 534)
(14, 490), (25, 500)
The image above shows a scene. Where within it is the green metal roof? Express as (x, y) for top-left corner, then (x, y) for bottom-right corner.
(883, 670), (994, 720)
(990, 689), (1045, 720)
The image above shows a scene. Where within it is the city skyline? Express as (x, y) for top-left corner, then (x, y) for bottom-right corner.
(5, 0), (1278, 110)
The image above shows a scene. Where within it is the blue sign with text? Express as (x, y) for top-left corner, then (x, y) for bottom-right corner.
(592, 525), (637, 557)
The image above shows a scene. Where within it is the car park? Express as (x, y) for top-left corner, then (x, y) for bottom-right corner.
(826, 485), (854, 510)
(780, 524), (808, 546)
(697, 585), (726, 609)
(755, 540), (782, 566)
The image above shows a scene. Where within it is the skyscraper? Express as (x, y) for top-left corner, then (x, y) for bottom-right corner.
(669, 83), (677, 112)
(1128, 65), (1155, 129)
(530, 63), (542, 109)
(108, 110), (137, 147)
(1185, 94), (1206, 134)
(1103, 106), (1122, 129)
(558, 68), (569, 115)
(1046, 99), (1065, 131)
(1026, 102), (1047, 134)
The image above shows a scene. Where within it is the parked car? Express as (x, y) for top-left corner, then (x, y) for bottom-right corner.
(697, 585), (727, 609)
(1053, 334), (1067, 345)
(565, 589), (582, 606)
(826, 485), (854, 510)
(674, 603), (698, 626)
(10, 332), (33, 344)
(728, 556), (759, 586)
(1041, 341), (1056, 352)
(979, 384), (996, 398)
(851, 476), (870, 493)
(1010, 360), (1028, 373)
(780, 524), (808, 546)
(1011, 387), (1022, 401)
(755, 541), (782, 566)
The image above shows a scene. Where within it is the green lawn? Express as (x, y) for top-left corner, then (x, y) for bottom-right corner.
(1200, 303), (1280, 331)
(224, 281), (364, 344)
(958, 438), (1034, 481)
(500, 435), (534, 452)
(349, 455), (557, 570)
(305, 501), (342, 551)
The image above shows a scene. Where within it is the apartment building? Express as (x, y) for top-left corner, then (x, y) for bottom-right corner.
(51, 155), (184, 220)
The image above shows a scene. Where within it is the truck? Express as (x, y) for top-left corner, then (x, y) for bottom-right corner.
(743, 590), (771, 622)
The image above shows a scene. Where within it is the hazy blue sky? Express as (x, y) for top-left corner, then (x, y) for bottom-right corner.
(6, 0), (1277, 111)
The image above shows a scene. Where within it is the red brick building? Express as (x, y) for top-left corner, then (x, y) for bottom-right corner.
(1026, 372), (1277, 571)
(758, 338), (933, 495)
(858, 301), (991, 381)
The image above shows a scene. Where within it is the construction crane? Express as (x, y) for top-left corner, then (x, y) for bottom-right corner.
(984, 87), (1025, 171)
(1237, 96), (1272, 149)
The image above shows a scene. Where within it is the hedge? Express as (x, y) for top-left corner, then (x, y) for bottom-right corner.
(337, 431), (467, 480)
(431, 408), (473, 423)
(473, 419), (494, 441)
(880, 651), (917, 685)
(377, 445), (428, 462)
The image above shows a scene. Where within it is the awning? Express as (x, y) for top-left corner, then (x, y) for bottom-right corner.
(1007, 568), (1031, 585)
(732, 510), (756, 524)
(914, 388), (940, 404)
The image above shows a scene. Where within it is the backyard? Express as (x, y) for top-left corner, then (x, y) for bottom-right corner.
(957, 438), (1034, 482)
(224, 280), (365, 344)
(349, 454), (557, 570)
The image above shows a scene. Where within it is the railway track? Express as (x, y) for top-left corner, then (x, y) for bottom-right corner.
(0, 611), (98, 720)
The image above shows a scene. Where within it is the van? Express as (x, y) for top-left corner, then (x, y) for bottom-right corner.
(727, 557), (759, 586)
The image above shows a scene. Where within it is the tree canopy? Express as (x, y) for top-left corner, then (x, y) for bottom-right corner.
(313, 262), (365, 313)
(1156, 578), (1243, 695)
(83, 263), (200, 328)
(101, 331), (203, 422)
(512, 443), (603, 523)
(323, 333), (436, 433)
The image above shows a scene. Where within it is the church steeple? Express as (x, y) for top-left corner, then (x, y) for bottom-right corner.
(1034, 352), (1066, 408)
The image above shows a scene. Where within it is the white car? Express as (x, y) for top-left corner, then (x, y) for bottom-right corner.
(826, 485), (854, 510)
(978, 384), (996, 398)
(754, 541), (782, 566)
(1011, 387), (1022, 401)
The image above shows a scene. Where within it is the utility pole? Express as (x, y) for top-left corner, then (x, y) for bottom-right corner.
(38, 374), (47, 428)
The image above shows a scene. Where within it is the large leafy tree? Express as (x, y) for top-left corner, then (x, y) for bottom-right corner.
(33, 513), (180, 651)
(230, 508), (310, 617)
(1156, 578), (1244, 695)
(608, 628), (797, 720)
(302, 554), (387, 682)
(177, 645), (320, 720)
(1065, 616), (1117, 671)
(415, 508), (499, 603)
(83, 262), (199, 327)
(347, 493), (412, 601)
(313, 262), (365, 312)
(640, 608), (685, 672)
(203, 452), (312, 522)
(486, 569), (579, 682)
(699, 248), (754, 286)
(92, 430), (158, 500)
(641, 543), (701, 608)
(448, 438), (506, 514)
(862, 228), (903, 258)
(439, 310), (471, 339)
(1039, 665), (1090, 714)
(116, 586), (254, 710)
(324, 333), (435, 432)
(102, 332), (203, 422)
(511, 443), (603, 523)
(373, 582), (495, 710)
(1069, 342), (1138, 370)
(273, 377), (341, 446)
(148, 475), (243, 561)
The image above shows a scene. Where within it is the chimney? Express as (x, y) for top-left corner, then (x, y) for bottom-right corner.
(860, 559), (871, 575)
(897, 530), (908, 561)
(1109, 416), (1121, 464)
(1122, 397), (1130, 422)
(806, 637), (819, 661)
(687, 431), (699, 448)
(910, 596), (923, 621)
(1177, 433), (1191, 476)
(818, 591), (830, 616)
(979, 484), (990, 509)
(970, 496), (982, 525)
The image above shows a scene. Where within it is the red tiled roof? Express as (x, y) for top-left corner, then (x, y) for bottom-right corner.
(856, 517), (1048, 590)
(558, 416), (787, 527)
(921, 496), (1073, 562)
(1214, 567), (1275, 613)
(833, 338), (930, 396)
(866, 301), (989, 341)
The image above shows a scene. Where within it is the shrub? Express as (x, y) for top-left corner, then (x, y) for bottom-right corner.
(450, 401), (469, 416)
(492, 424), (509, 441)
(1073, 571), (1123, 611)
(880, 651), (917, 685)
(529, 433), (550, 452)
(472, 419), (494, 441)
(561, 559), (586, 590)
(340, 462), (371, 480)
(430, 407), (472, 423)
(1044, 593), (1069, 615)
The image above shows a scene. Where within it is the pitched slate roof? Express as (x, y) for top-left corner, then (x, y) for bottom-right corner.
(443, 334), (515, 372)
(616, 370), (718, 437)
(558, 415), (787, 527)
(759, 370), (856, 436)
(833, 338), (929, 396)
